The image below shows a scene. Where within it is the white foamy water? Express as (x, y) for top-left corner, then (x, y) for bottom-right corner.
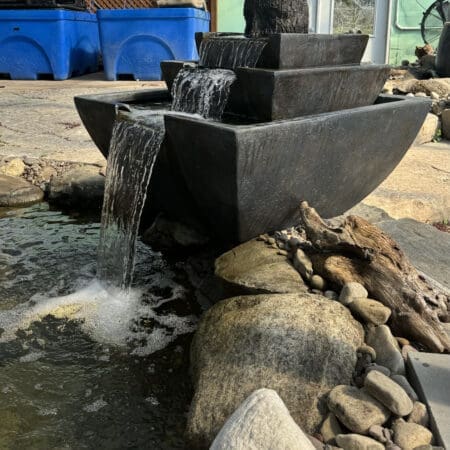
(0, 279), (197, 355)
(171, 67), (237, 120)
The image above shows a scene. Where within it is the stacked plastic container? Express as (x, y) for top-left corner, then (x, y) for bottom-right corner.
(96, 7), (210, 81)
(0, 3), (209, 81)
(0, 8), (100, 80)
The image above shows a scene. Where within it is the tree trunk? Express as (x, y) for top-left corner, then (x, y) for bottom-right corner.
(298, 202), (450, 353)
(244, 0), (309, 37)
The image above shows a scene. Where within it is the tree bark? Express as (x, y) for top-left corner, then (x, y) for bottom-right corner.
(298, 202), (450, 353)
(244, 0), (309, 37)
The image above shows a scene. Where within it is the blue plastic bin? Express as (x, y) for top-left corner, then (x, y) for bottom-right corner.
(0, 9), (100, 80)
(97, 8), (210, 81)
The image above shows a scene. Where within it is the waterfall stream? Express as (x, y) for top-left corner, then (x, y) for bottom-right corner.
(199, 37), (267, 69)
(97, 118), (166, 290)
(171, 68), (237, 120)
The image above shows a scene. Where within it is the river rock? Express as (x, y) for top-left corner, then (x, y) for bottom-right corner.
(215, 239), (308, 296)
(391, 375), (418, 401)
(48, 166), (104, 209)
(366, 325), (405, 375)
(368, 425), (388, 443)
(187, 293), (364, 448)
(142, 215), (209, 250)
(320, 413), (342, 445)
(407, 401), (429, 427)
(0, 174), (44, 206)
(339, 282), (368, 306)
(0, 158), (25, 177)
(392, 420), (433, 450)
(364, 370), (413, 416)
(292, 248), (313, 281)
(210, 389), (316, 450)
(336, 433), (385, 450)
(310, 274), (327, 291)
(365, 364), (391, 377)
(348, 298), (391, 325)
(327, 385), (390, 434)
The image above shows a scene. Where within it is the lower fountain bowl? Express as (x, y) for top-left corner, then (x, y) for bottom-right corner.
(74, 91), (429, 243)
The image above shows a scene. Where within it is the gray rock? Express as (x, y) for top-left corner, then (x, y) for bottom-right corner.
(349, 298), (391, 325)
(215, 239), (308, 297)
(335, 433), (384, 450)
(292, 248), (313, 281)
(308, 435), (325, 450)
(368, 425), (387, 443)
(365, 364), (391, 377)
(0, 174), (44, 207)
(413, 113), (439, 145)
(187, 293), (364, 448)
(392, 419), (433, 450)
(48, 166), (104, 209)
(320, 413), (342, 445)
(366, 325), (405, 375)
(311, 274), (327, 291)
(364, 370), (414, 416)
(327, 385), (390, 434)
(339, 282), (368, 306)
(391, 375), (419, 401)
(210, 389), (316, 450)
(142, 215), (209, 250)
(407, 401), (430, 428)
(324, 291), (338, 300)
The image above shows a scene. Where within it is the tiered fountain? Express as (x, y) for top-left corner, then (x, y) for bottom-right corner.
(75, 0), (430, 244)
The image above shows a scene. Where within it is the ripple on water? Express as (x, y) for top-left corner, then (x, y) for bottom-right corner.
(0, 203), (202, 449)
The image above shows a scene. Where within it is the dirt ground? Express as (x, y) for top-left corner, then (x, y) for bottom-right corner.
(1, 72), (449, 223)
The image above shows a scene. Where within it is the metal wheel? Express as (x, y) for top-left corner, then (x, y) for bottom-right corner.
(421, 0), (450, 46)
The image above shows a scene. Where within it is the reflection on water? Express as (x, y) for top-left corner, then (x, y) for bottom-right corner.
(0, 203), (201, 449)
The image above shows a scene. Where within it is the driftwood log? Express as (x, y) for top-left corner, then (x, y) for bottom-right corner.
(298, 202), (450, 353)
(244, 0), (309, 37)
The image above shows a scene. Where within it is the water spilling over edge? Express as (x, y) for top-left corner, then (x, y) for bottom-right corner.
(199, 37), (267, 69)
(97, 119), (166, 290)
(171, 68), (237, 120)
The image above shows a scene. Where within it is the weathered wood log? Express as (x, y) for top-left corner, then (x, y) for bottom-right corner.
(244, 0), (309, 37)
(298, 202), (450, 353)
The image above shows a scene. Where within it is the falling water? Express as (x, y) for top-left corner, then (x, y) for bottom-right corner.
(97, 62), (238, 289)
(97, 117), (166, 290)
(171, 67), (237, 120)
(199, 37), (267, 69)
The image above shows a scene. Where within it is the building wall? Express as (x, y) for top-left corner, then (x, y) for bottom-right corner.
(217, 0), (245, 32)
(389, 0), (435, 66)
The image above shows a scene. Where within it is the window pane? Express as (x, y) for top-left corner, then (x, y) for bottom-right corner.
(333, 0), (376, 35)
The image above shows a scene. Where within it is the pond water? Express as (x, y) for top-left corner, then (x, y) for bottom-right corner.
(0, 203), (202, 449)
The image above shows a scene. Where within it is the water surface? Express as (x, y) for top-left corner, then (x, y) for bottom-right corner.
(0, 203), (200, 449)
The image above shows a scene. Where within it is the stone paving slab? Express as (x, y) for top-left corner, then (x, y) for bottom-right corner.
(407, 352), (450, 449)
(0, 73), (165, 165)
(377, 219), (450, 291)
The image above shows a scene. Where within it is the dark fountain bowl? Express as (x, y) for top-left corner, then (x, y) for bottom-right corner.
(74, 90), (430, 243)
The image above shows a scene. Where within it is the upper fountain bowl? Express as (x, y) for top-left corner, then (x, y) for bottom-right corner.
(196, 32), (370, 70)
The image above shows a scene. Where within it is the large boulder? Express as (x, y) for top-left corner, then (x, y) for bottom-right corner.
(215, 239), (308, 297)
(210, 389), (316, 450)
(187, 293), (364, 448)
(48, 166), (104, 209)
(0, 174), (43, 207)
